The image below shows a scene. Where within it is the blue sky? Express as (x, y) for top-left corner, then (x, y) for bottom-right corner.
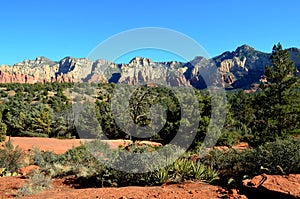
(1, 0), (300, 64)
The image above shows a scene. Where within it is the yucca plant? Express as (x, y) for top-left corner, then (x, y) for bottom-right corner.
(191, 162), (206, 180)
(155, 168), (169, 184)
(203, 167), (219, 183)
(173, 159), (193, 178)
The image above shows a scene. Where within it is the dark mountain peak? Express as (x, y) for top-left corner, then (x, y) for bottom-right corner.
(35, 56), (52, 62)
(129, 57), (153, 65)
(288, 47), (300, 68)
(59, 56), (74, 66)
(288, 47), (300, 52)
(214, 45), (255, 61)
(60, 56), (89, 62)
(188, 56), (210, 67)
(59, 56), (91, 64)
(231, 44), (265, 59)
(214, 51), (233, 60)
(61, 56), (73, 60)
(236, 44), (255, 52)
(191, 56), (207, 62)
(213, 45), (256, 62)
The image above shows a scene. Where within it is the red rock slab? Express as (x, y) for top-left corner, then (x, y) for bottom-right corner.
(243, 174), (300, 198)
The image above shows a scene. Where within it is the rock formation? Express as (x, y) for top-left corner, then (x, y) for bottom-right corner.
(1, 45), (300, 89)
(243, 174), (300, 199)
(117, 57), (189, 86)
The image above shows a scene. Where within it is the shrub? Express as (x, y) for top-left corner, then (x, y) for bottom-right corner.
(0, 123), (6, 142)
(217, 131), (241, 147)
(90, 158), (218, 187)
(32, 148), (57, 168)
(35, 141), (219, 187)
(0, 140), (22, 172)
(165, 158), (219, 184)
(30, 140), (219, 188)
(254, 139), (300, 174)
(18, 170), (52, 196)
(202, 138), (300, 181)
(33, 145), (102, 178)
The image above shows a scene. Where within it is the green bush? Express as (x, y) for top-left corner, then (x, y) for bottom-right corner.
(165, 158), (219, 183)
(217, 131), (241, 147)
(33, 145), (102, 178)
(288, 129), (300, 135)
(32, 141), (219, 187)
(0, 140), (22, 172)
(0, 123), (7, 142)
(33, 148), (57, 168)
(85, 142), (218, 186)
(90, 158), (218, 187)
(202, 138), (300, 181)
(18, 170), (52, 196)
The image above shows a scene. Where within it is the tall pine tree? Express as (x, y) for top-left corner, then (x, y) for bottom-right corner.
(261, 43), (300, 140)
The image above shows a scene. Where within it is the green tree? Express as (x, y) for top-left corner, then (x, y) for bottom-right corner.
(0, 106), (7, 142)
(3, 100), (30, 136)
(51, 108), (76, 138)
(259, 43), (300, 141)
(31, 106), (53, 137)
(0, 107), (7, 142)
(74, 102), (102, 139)
(0, 122), (7, 142)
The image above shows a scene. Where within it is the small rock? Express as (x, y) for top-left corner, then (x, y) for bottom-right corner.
(217, 188), (227, 194)
(228, 189), (238, 195)
(18, 165), (40, 176)
(177, 185), (185, 188)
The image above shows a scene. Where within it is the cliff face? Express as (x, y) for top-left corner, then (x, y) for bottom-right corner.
(1, 45), (300, 89)
(117, 57), (189, 86)
(212, 45), (272, 88)
(0, 57), (57, 83)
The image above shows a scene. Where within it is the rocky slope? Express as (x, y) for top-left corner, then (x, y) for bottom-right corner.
(1, 45), (300, 89)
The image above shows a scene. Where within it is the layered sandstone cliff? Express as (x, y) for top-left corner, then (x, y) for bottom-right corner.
(1, 45), (299, 89)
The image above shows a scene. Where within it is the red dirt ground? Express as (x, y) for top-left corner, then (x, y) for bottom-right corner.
(1, 137), (249, 199)
(1, 176), (234, 199)
(4, 137), (85, 154)
(4, 137), (163, 154)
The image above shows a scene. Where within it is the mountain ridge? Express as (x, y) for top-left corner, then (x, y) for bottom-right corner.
(1, 45), (300, 89)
